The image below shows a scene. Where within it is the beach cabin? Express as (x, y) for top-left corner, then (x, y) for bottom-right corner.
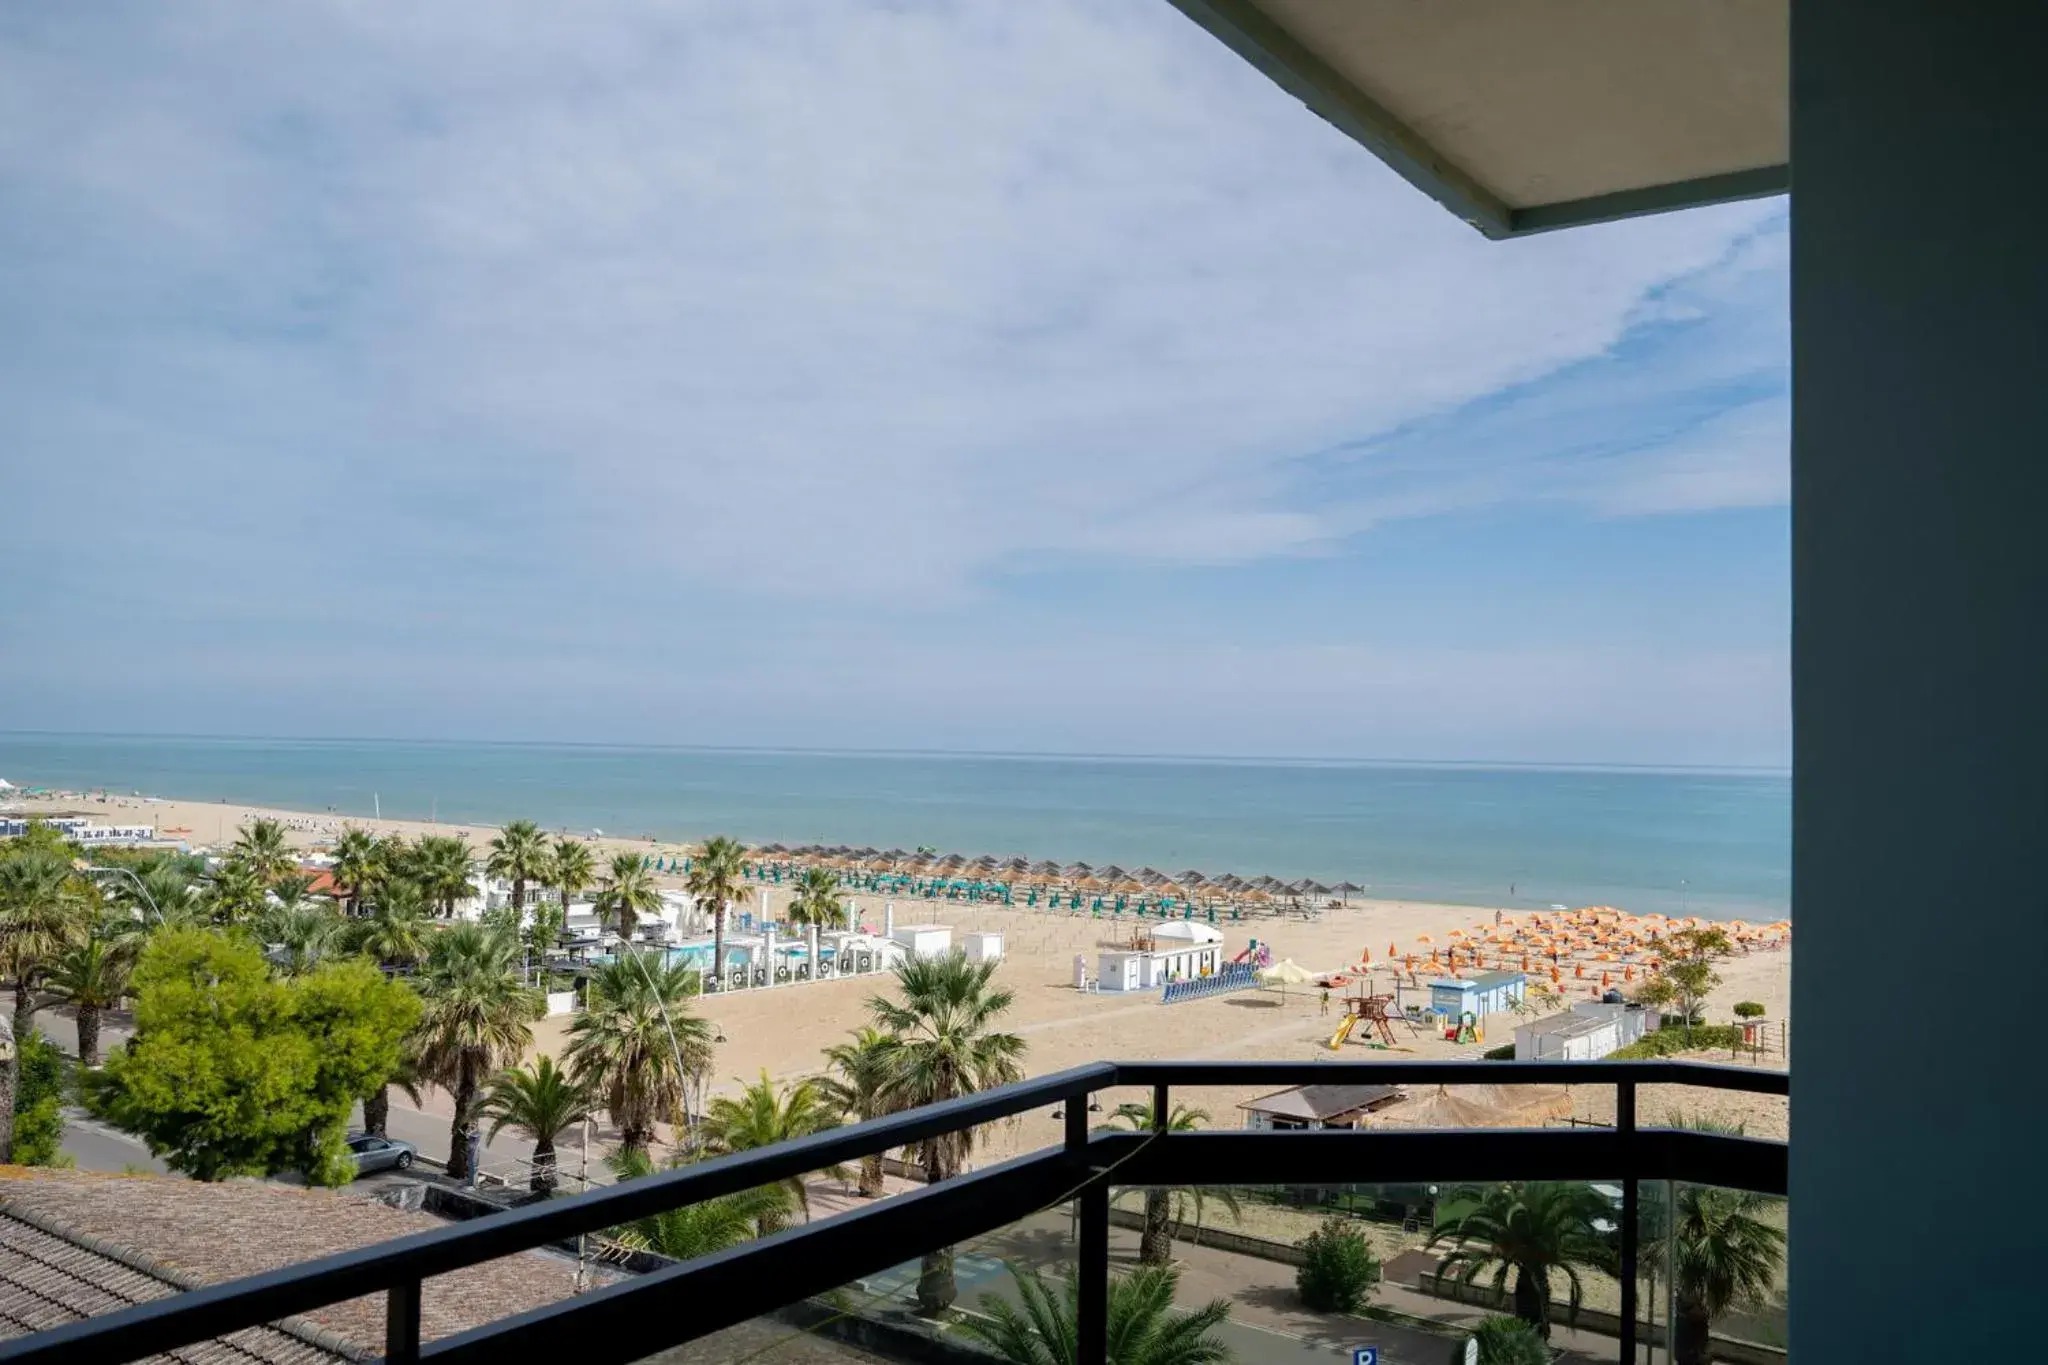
(887, 924), (953, 961)
(1514, 1001), (1652, 1062)
(1427, 970), (1527, 1020)
(1239, 1084), (1406, 1132)
(962, 931), (1003, 964)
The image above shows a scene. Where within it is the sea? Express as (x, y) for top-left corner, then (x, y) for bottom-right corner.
(0, 733), (1789, 920)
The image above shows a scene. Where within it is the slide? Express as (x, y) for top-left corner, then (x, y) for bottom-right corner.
(1327, 1015), (1357, 1050)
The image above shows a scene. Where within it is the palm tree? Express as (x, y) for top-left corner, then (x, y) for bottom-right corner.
(264, 901), (347, 976)
(486, 819), (552, 916)
(869, 951), (1027, 1313)
(1107, 1101), (1242, 1265)
(268, 872), (314, 914)
(417, 835), (477, 918)
(1651, 1185), (1786, 1365)
(350, 880), (432, 969)
(362, 1051), (423, 1141)
(962, 1263), (1233, 1365)
(203, 858), (269, 925)
(565, 951), (714, 1158)
(412, 923), (543, 1180)
(230, 818), (297, 885)
(552, 837), (595, 914)
(785, 867), (847, 929)
(481, 1055), (593, 1194)
(595, 853), (661, 945)
(603, 1147), (791, 1260)
(330, 826), (381, 915)
(819, 1026), (901, 1197)
(47, 922), (137, 1067)
(685, 835), (748, 985)
(128, 861), (203, 928)
(0, 848), (88, 1040)
(1428, 1182), (1612, 1338)
(375, 833), (421, 890)
(700, 1070), (844, 1226)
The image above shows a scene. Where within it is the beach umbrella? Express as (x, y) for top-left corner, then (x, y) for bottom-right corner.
(1259, 958), (1316, 988)
(1414, 933), (1433, 945)
(1336, 881), (1364, 895)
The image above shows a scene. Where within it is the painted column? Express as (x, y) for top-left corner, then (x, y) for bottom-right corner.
(1792, 6), (2046, 1360)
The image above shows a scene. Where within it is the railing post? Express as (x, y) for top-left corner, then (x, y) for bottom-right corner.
(1618, 1080), (1638, 1365)
(386, 1278), (422, 1365)
(1152, 1082), (1169, 1130)
(1077, 1180), (1109, 1365)
(1065, 1091), (1089, 1153)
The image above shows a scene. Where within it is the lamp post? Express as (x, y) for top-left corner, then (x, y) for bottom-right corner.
(82, 863), (164, 924)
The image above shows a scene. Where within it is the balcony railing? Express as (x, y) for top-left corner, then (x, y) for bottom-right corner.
(0, 1060), (1788, 1365)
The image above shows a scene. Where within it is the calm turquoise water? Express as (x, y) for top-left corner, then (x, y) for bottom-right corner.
(0, 733), (1789, 918)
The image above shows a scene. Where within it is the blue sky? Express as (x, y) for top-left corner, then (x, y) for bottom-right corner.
(0, 1), (1788, 767)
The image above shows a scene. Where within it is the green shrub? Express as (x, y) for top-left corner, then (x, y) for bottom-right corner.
(12, 1032), (73, 1166)
(1296, 1215), (1380, 1314)
(1482, 1042), (1517, 1060)
(1733, 1000), (1766, 1020)
(1607, 1024), (1747, 1059)
(1473, 1314), (1549, 1365)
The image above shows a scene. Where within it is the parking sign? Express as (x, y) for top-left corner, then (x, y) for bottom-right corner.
(1351, 1349), (1378, 1365)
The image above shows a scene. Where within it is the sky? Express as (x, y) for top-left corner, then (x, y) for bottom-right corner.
(0, 1), (1789, 768)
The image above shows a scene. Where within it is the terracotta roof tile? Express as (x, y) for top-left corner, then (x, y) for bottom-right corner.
(0, 1170), (595, 1357)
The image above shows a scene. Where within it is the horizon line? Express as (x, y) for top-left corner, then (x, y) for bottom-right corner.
(0, 727), (1793, 779)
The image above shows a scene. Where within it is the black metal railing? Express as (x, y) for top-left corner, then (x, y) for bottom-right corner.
(0, 1060), (1787, 1365)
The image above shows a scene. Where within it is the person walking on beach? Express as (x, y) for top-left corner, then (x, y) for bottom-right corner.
(1320, 987), (1331, 1016)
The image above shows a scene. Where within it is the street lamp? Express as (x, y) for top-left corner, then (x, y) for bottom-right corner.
(81, 863), (164, 924)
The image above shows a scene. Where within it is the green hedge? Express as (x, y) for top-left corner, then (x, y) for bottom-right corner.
(12, 1032), (72, 1166)
(1296, 1216), (1381, 1314)
(1607, 1024), (1747, 1059)
(1481, 1043), (1517, 1061)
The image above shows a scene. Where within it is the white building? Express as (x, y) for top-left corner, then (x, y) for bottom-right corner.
(1095, 920), (1226, 993)
(887, 924), (954, 960)
(1513, 1001), (1652, 1061)
(0, 817), (158, 846)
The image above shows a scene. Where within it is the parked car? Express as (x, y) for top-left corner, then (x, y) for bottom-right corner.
(345, 1133), (416, 1175)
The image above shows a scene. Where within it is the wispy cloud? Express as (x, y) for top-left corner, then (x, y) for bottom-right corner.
(0, 1), (1787, 763)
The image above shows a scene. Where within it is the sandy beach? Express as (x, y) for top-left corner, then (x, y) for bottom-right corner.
(17, 788), (1792, 1145)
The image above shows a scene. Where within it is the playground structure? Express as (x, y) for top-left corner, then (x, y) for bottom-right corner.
(1231, 939), (1273, 969)
(1445, 1010), (1483, 1045)
(1326, 992), (1405, 1049)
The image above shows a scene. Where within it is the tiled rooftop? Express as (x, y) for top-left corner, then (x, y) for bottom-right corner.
(0, 1169), (598, 1357)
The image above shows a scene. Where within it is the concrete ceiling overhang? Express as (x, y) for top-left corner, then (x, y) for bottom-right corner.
(1166, 0), (1788, 237)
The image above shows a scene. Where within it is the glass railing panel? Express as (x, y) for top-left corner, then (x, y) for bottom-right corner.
(629, 1194), (1078, 1364)
(1638, 1180), (1789, 1365)
(1096, 1178), (1634, 1364)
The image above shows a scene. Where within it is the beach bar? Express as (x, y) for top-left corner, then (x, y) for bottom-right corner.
(1426, 970), (1526, 1020)
(1094, 919), (1225, 993)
